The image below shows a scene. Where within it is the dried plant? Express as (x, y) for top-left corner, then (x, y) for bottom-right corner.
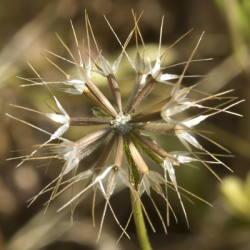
(6, 11), (243, 250)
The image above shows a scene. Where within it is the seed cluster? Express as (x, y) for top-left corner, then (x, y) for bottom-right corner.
(7, 12), (242, 239)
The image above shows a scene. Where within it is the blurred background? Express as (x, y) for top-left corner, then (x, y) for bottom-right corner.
(1, 0), (250, 249)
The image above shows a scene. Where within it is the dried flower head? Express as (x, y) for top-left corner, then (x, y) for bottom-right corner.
(7, 11), (243, 241)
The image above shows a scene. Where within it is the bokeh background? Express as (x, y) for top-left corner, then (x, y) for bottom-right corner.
(1, 0), (250, 249)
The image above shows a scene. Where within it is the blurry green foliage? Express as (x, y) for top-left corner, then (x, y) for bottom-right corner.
(221, 171), (250, 222)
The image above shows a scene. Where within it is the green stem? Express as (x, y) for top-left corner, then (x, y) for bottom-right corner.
(131, 191), (152, 250)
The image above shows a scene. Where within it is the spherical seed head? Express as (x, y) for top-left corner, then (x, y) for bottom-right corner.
(7, 12), (243, 241)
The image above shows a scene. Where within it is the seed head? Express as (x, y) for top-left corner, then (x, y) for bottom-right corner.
(6, 11), (243, 240)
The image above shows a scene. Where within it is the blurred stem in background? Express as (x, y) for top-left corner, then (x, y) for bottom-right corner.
(215, 0), (250, 230)
(214, 0), (250, 176)
(215, 0), (250, 74)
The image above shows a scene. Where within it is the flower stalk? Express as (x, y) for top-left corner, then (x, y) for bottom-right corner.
(131, 191), (152, 250)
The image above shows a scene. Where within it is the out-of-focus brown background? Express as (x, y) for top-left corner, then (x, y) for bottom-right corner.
(1, 0), (250, 249)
